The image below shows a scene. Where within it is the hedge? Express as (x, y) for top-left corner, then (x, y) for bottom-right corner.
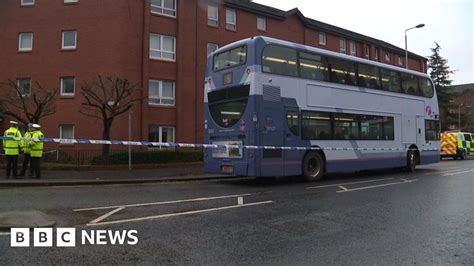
(90, 150), (203, 165)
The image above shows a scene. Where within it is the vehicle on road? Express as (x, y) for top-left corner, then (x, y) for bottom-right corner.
(204, 36), (440, 181)
(440, 131), (473, 160)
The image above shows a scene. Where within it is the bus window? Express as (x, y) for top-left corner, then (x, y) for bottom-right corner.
(208, 85), (250, 128)
(286, 112), (300, 136)
(419, 77), (434, 98)
(382, 117), (394, 140)
(299, 52), (329, 81)
(380, 69), (401, 93)
(262, 45), (298, 77)
(334, 114), (359, 140)
(213, 46), (247, 71)
(401, 73), (421, 96)
(302, 111), (332, 140)
(425, 120), (439, 141)
(328, 57), (357, 86)
(357, 63), (380, 89)
(360, 115), (384, 140)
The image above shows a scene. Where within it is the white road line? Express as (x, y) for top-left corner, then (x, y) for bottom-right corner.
(86, 201), (273, 226)
(336, 179), (418, 193)
(0, 232), (11, 236)
(306, 177), (395, 190)
(74, 193), (264, 212)
(88, 207), (125, 225)
(442, 170), (474, 177)
(338, 186), (348, 191)
(424, 168), (473, 175)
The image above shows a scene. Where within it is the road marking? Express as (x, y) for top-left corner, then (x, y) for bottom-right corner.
(306, 177), (394, 190)
(0, 232), (11, 236)
(86, 201), (273, 226)
(88, 207), (125, 225)
(74, 193), (269, 212)
(237, 197), (244, 205)
(442, 169), (474, 177)
(338, 186), (348, 191)
(423, 168), (473, 175)
(336, 179), (418, 193)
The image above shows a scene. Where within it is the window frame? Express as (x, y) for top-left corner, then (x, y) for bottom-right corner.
(349, 41), (356, 56)
(257, 16), (266, 31)
(60, 76), (76, 96)
(148, 125), (176, 144)
(59, 124), (75, 139)
(149, 33), (176, 61)
(18, 32), (33, 52)
(20, 0), (34, 6)
(207, 43), (219, 56)
(16, 78), (32, 97)
(213, 45), (247, 72)
(319, 32), (326, 45)
(148, 79), (175, 106)
(225, 8), (237, 31)
(339, 38), (346, 54)
(385, 50), (391, 62)
(150, 0), (176, 17)
(207, 4), (219, 27)
(64, 0), (79, 4)
(398, 55), (403, 66)
(425, 120), (440, 141)
(61, 30), (77, 50)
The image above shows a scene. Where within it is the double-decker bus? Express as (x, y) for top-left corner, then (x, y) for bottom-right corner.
(204, 36), (440, 181)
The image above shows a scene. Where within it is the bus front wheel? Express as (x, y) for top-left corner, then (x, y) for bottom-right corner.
(406, 150), (417, 172)
(303, 151), (325, 181)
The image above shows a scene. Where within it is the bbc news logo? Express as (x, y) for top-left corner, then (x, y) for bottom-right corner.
(11, 228), (138, 247)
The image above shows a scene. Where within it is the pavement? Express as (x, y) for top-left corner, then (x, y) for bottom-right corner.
(0, 159), (473, 265)
(0, 165), (230, 186)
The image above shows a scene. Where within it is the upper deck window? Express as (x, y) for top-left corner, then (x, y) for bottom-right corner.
(213, 45), (246, 71)
(299, 52), (329, 81)
(262, 45), (298, 77)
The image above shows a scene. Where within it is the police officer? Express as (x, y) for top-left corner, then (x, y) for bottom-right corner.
(3, 121), (23, 179)
(29, 124), (44, 179)
(19, 123), (34, 177)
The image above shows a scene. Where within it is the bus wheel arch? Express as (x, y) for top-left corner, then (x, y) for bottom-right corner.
(302, 148), (326, 181)
(406, 145), (419, 172)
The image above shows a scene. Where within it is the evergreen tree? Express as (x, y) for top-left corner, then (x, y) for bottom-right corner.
(427, 42), (456, 130)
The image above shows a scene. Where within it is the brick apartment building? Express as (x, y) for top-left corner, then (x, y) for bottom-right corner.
(448, 83), (474, 132)
(0, 0), (428, 147)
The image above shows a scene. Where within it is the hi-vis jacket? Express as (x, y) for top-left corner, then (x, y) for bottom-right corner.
(29, 130), (44, 158)
(3, 127), (23, 156)
(21, 131), (32, 154)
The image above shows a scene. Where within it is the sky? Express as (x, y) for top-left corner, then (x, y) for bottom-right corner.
(254, 0), (473, 85)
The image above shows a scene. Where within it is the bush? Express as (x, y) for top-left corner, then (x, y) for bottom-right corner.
(90, 150), (203, 165)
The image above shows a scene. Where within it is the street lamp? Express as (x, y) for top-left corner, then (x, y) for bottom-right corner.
(458, 103), (472, 130)
(405, 23), (425, 69)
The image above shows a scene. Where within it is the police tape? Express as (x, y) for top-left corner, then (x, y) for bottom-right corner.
(0, 136), (440, 152)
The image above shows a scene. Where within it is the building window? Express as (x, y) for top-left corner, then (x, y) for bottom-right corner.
(257, 16), (266, 31)
(62, 31), (77, 50)
(59, 125), (74, 139)
(226, 8), (236, 31)
(398, 55), (403, 66)
(207, 4), (218, 27)
(207, 43), (218, 56)
(149, 33), (176, 61)
(374, 47), (379, 61)
(385, 50), (391, 62)
(64, 0), (78, 3)
(319, 32), (326, 45)
(17, 78), (31, 96)
(365, 45), (370, 59)
(60, 77), (75, 96)
(21, 0), (34, 6)
(339, 39), (346, 54)
(18, 33), (33, 52)
(149, 125), (175, 143)
(151, 0), (176, 17)
(149, 80), (175, 106)
(349, 41), (356, 56)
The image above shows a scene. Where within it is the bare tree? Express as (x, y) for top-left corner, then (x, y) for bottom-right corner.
(80, 75), (142, 157)
(0, 79), (57, 126)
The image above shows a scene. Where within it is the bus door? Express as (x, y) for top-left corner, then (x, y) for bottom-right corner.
(284, 108), (302, 176)
(416, 116), (425, 146)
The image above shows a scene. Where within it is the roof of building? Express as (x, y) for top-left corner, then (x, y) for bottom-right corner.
(224, 0), (426, 61)
(450, 83), (474, 94)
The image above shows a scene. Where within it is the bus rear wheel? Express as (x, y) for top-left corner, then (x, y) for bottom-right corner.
(303, 151), (325, 181)
(406, 150), (417, 172)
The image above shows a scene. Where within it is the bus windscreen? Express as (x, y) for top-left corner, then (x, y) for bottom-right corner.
(213, 46), (247, 71)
